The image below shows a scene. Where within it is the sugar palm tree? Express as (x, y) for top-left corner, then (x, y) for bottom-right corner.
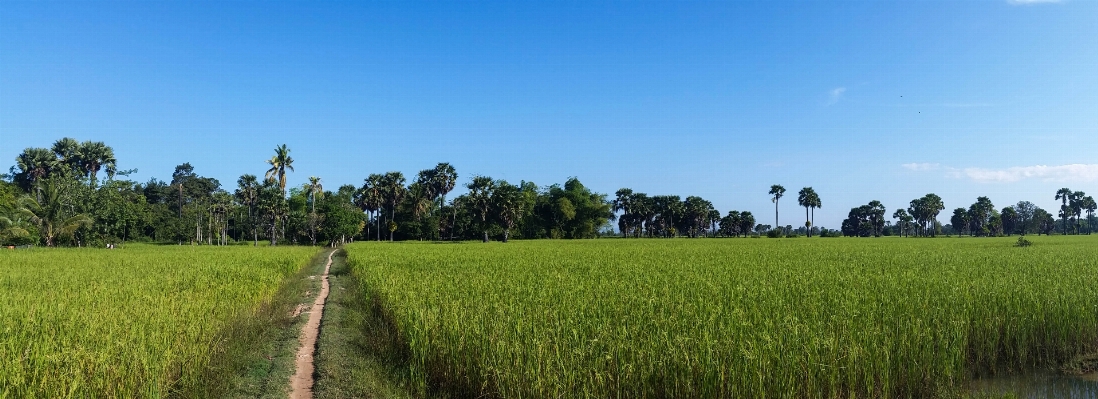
(430, 163), (458, 239)
(1083, 196), (1097, 235)
(797, 187), (816, 237)
(1055, 187), (1072, 234)
(235, 174), (260, 246)
(51, 137), (82, 175)
(306, 176), (323, 214)
(15, 148), (55, 201)
(356, 174), (385, 241)
(379, 172), (406, 241)
(466, 176), (496, 242)
(77, 140), (117, 187)
(769, 185), (786, 231)
(265, 144), (295, 195)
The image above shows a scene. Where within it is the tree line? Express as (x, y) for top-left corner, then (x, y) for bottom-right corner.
(3, 138), (1095, 247)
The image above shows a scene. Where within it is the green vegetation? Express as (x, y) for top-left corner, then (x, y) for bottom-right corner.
(0, 245), (318, 398)
(344, 237), (1098, 398)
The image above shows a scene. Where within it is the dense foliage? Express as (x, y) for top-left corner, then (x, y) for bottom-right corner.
(345, 238), (1098, 398)
(4, 137), (1095, 246)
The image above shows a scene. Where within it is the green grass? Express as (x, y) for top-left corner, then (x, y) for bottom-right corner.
(0, 244), (319, 398)
(344, 236), (1098, 398)
(313, 249), (417, 399)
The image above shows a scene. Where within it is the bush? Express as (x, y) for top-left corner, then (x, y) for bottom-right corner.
(1015, 236), (1032, 247)
(766, 229), (782, 238)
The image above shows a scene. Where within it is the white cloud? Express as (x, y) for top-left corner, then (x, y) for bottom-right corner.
(902, 163), (940, 171)
(827, 87), (846, 105)
(959, 164), (1098, 183)
(1007, 0), (1061, 4)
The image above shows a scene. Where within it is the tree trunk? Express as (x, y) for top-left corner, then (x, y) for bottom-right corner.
(805, 206), (810, 237)
(774, 200), (779, 231)
(503, 229), (509, 243)
(482, 230), (489, 243)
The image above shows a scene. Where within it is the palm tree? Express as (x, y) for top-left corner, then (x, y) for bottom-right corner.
(15, 148), (55, 201)
(77, 141), (117, 187)
(797, 187), (816, 237)
(492, 181), (525, 243)
(306, 176), (324, 214)
(355, 174), (385, 241)
(379, 172), (407, 241)
(265, 144), (295, 195)
(18, 177), (92, 247)
(1071, 191), (1086, 235)
(235, 174), (260, 246)
(612, 188), (634, 237)
(305, 176), (324, 245)
(51, 137), (82, 175)
(1083, 196), (1097, 235)
(1055, 187), (1072, 234)
(810, 191), (822, 235)
(769, 185), (786, 231)
(430, 163), (458, 240)
(893, 209), (911, 237)
(466, 176), (496, 242)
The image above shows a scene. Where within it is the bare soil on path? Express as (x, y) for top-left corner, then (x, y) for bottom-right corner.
(289, 249), (334, 398)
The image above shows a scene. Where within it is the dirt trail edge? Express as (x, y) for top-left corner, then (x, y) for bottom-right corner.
(290, 249), (335, 399)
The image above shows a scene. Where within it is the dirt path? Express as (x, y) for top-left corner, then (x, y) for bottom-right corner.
(289, 249), (335, 399)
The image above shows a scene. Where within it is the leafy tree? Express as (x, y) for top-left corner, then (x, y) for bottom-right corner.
(908, 194), (944, 237)
(1000, 206), (1018, 236)
(769, 185), (786, 230)
(319, 190), (365, 246)
(492, 180), (530, 242)
(966, 197), (995, 236)
(841, 201), (885, 237)
(738, 212), (756, 237)
(1015, 201), (1037, 235)
(1034, 207), (1056, 235)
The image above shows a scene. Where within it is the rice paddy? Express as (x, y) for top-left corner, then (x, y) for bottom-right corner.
(345, 236), (1098, 398)
(0, 245), (318, 398)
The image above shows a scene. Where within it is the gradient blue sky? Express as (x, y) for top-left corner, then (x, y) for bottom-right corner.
(2, 1), (1096, 228)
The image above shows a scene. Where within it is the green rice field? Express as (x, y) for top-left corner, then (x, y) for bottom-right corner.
(345, 237), (1098, 398)
(0, 245), (317, 398)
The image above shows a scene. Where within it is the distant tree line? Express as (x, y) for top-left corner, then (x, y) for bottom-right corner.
(3, 138), (1094, 247)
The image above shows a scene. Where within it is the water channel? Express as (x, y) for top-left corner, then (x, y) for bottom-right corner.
(969, 371), (1098, 398)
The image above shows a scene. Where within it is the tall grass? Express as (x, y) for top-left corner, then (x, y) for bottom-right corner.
(0, 245), (317, 398)
(345, 237), (1098, 398)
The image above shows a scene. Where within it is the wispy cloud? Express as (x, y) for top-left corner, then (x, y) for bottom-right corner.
(1007, 0), (1061, 4)
(959, 164), (1098, 183)
(827, 87), (846, 105)
(906, 163), (1098, 183)
(902, 163), (940, 171)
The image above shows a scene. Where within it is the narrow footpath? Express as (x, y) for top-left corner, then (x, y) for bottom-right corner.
(289, 249), (334, 399)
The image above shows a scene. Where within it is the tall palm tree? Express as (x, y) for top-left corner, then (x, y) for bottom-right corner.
(265, 144), (295, 195)
(1055, 187), (1072, 234)
(810, 191), (822, 235)
(305, 176), (324, 245)
(429, 163), (458, 239)
(1071, 191), (1086, 235)
(15, 148), (55, 201)
(379, 172), (407, 241)
(306, 176), (323, 214)
(235, 174), (260, 246)
(1083, 196), (1097, 235)
(769, 184), (786, 231)
(466, 175), (496, 243)
(18, 177), (92, 247)
(797, 187), (816, 237)
(77, 141), (117, 187)
(51, 137), (82, 175)
(356, 174), (385, 241)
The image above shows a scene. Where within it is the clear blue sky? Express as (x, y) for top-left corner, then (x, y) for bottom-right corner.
(2, 1), (1096, 229)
